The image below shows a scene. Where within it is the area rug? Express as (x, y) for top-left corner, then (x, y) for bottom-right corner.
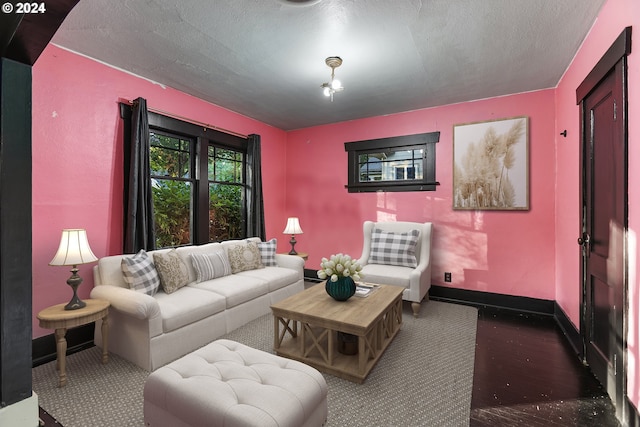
(33, 300), (477, 426)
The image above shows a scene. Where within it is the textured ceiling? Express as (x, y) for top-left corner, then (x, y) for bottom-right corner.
(51, 0), (606, 130)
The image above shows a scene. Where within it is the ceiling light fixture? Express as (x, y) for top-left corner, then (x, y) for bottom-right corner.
(321, 56), (344, 102)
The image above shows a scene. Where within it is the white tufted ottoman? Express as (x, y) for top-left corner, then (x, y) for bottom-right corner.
(143, 339), (328, 427)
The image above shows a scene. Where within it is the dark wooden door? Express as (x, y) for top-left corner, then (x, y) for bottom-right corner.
(581, 64), (624, 402)
(578, 28), (630, 419)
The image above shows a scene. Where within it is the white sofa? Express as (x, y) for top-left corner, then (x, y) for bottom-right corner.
(90, 238), (304, 371)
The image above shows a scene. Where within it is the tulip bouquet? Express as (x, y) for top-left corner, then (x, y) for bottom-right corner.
(317, 253), (363, 282)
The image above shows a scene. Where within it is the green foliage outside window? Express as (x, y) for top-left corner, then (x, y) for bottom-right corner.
(209, 183), (243, 241)
(208, 146), (244, 241)
(149, 132), (246, 248)
(150, 133), (190, 178)
(152, 180), (191, 247)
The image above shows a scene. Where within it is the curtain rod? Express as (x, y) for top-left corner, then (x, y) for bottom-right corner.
(128, 100), (248, 139)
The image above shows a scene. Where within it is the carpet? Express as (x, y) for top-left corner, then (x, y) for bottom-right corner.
(33, 300), (477, 427)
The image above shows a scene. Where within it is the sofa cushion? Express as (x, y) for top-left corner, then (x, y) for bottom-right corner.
(121, 250), (161, 296)
(235, 266), (300, 293)
(190, 251), (232, 282)
(368, 228), (419, 268)
(359, 263), (412, 288)
(226, 241), (264, 273)
(257, 238), (277, 266)
(189, 274), (269, 308)
(153, 249), (190, 294)
(155, 287), (226, 333)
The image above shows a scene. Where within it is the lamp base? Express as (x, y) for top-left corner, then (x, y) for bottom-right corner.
(65, 295), (86, 311)
(288, 235), (298, 255)
(64, 266), (86, 311)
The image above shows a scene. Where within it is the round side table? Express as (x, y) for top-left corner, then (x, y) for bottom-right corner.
(280, 252), (308, 261)
(37, 299), (110, 387)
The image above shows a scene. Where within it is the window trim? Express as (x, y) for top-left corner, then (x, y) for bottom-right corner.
(119, 103), (248, 246)
(344, 131), (440, 193)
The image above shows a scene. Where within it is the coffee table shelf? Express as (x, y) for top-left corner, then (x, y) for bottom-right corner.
(271, 283), (403, 383)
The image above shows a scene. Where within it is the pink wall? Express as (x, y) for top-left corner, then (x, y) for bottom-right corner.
(30, 0), (640, 415)
(555, 0), (640, 412)
(32, 43), (558, 339)
(286, 90), (557, 300)
(31, 44), (289, 338)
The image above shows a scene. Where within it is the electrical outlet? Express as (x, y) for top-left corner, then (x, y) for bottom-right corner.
(444, 272), (452, 282)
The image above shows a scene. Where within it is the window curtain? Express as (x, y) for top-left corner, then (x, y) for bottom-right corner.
(246, 134), (266, 240)
(123, 97), (156, 253)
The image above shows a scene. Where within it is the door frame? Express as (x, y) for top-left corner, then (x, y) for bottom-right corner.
(577, 26), (631, 423)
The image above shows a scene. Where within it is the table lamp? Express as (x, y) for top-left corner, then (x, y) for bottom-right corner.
(283, 217), (303, 255)
(49, 229), (99, 310)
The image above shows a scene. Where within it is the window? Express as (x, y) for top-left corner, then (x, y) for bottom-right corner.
(120, 103), (250, 248)
(345, 132), (439, 192)
(149, 131), (195, 248)
(207, 146), (245, 242)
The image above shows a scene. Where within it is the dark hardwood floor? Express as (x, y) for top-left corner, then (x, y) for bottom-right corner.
(470, 306), (619, 426)
(38, 303), (620, 427)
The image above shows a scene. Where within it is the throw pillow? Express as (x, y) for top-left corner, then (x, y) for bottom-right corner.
(226, 241), (264, 273)
(121, 249), (161, 296)
(368, 228), (420, 268)
(257, 238), (277, 266)
(190, 251), (232, 282)
(153, 249), (190, 294)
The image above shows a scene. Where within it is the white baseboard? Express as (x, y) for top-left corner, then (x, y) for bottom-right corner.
(0, 392), (39, 427)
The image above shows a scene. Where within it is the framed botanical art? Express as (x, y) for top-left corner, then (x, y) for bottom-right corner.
(453, 116), (529, 210)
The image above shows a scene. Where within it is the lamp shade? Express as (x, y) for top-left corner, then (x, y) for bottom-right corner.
(283, 217), (303, 235)
(49, 229), (98, 266)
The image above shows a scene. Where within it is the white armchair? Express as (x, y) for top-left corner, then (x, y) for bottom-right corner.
(357, 221), (433, 317)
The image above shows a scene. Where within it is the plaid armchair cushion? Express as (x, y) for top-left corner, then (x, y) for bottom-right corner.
(368, 228), (419, 268)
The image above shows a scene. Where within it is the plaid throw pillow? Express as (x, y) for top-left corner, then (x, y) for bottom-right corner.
(190, 251), (232, 282)
(368, 228), (419, 268)
(257, 238), (277, 266)
(121, 250), (161, 296)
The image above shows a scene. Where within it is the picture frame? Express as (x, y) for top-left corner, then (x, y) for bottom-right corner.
(453, 116), (529, 210)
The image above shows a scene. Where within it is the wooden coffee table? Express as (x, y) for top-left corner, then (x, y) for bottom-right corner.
(271, 283), (403, 383)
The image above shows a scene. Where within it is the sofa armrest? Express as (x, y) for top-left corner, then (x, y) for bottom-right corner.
(274, 254), (305, 278)
(90, 285), (160, 320)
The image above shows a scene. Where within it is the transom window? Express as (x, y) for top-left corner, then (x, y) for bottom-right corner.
(358, 147), (424, 183)
(345, 132), (439, 193)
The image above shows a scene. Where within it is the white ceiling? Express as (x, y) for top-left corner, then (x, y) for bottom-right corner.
(51, 0), (606, 130)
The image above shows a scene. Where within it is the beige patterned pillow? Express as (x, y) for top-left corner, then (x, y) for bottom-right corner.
(153, 249), (190, 294)
(226, 241), (264, 273)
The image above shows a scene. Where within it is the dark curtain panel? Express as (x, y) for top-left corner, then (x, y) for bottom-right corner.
(123, 97), (156, 253)
(246, 134), (266, 240)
